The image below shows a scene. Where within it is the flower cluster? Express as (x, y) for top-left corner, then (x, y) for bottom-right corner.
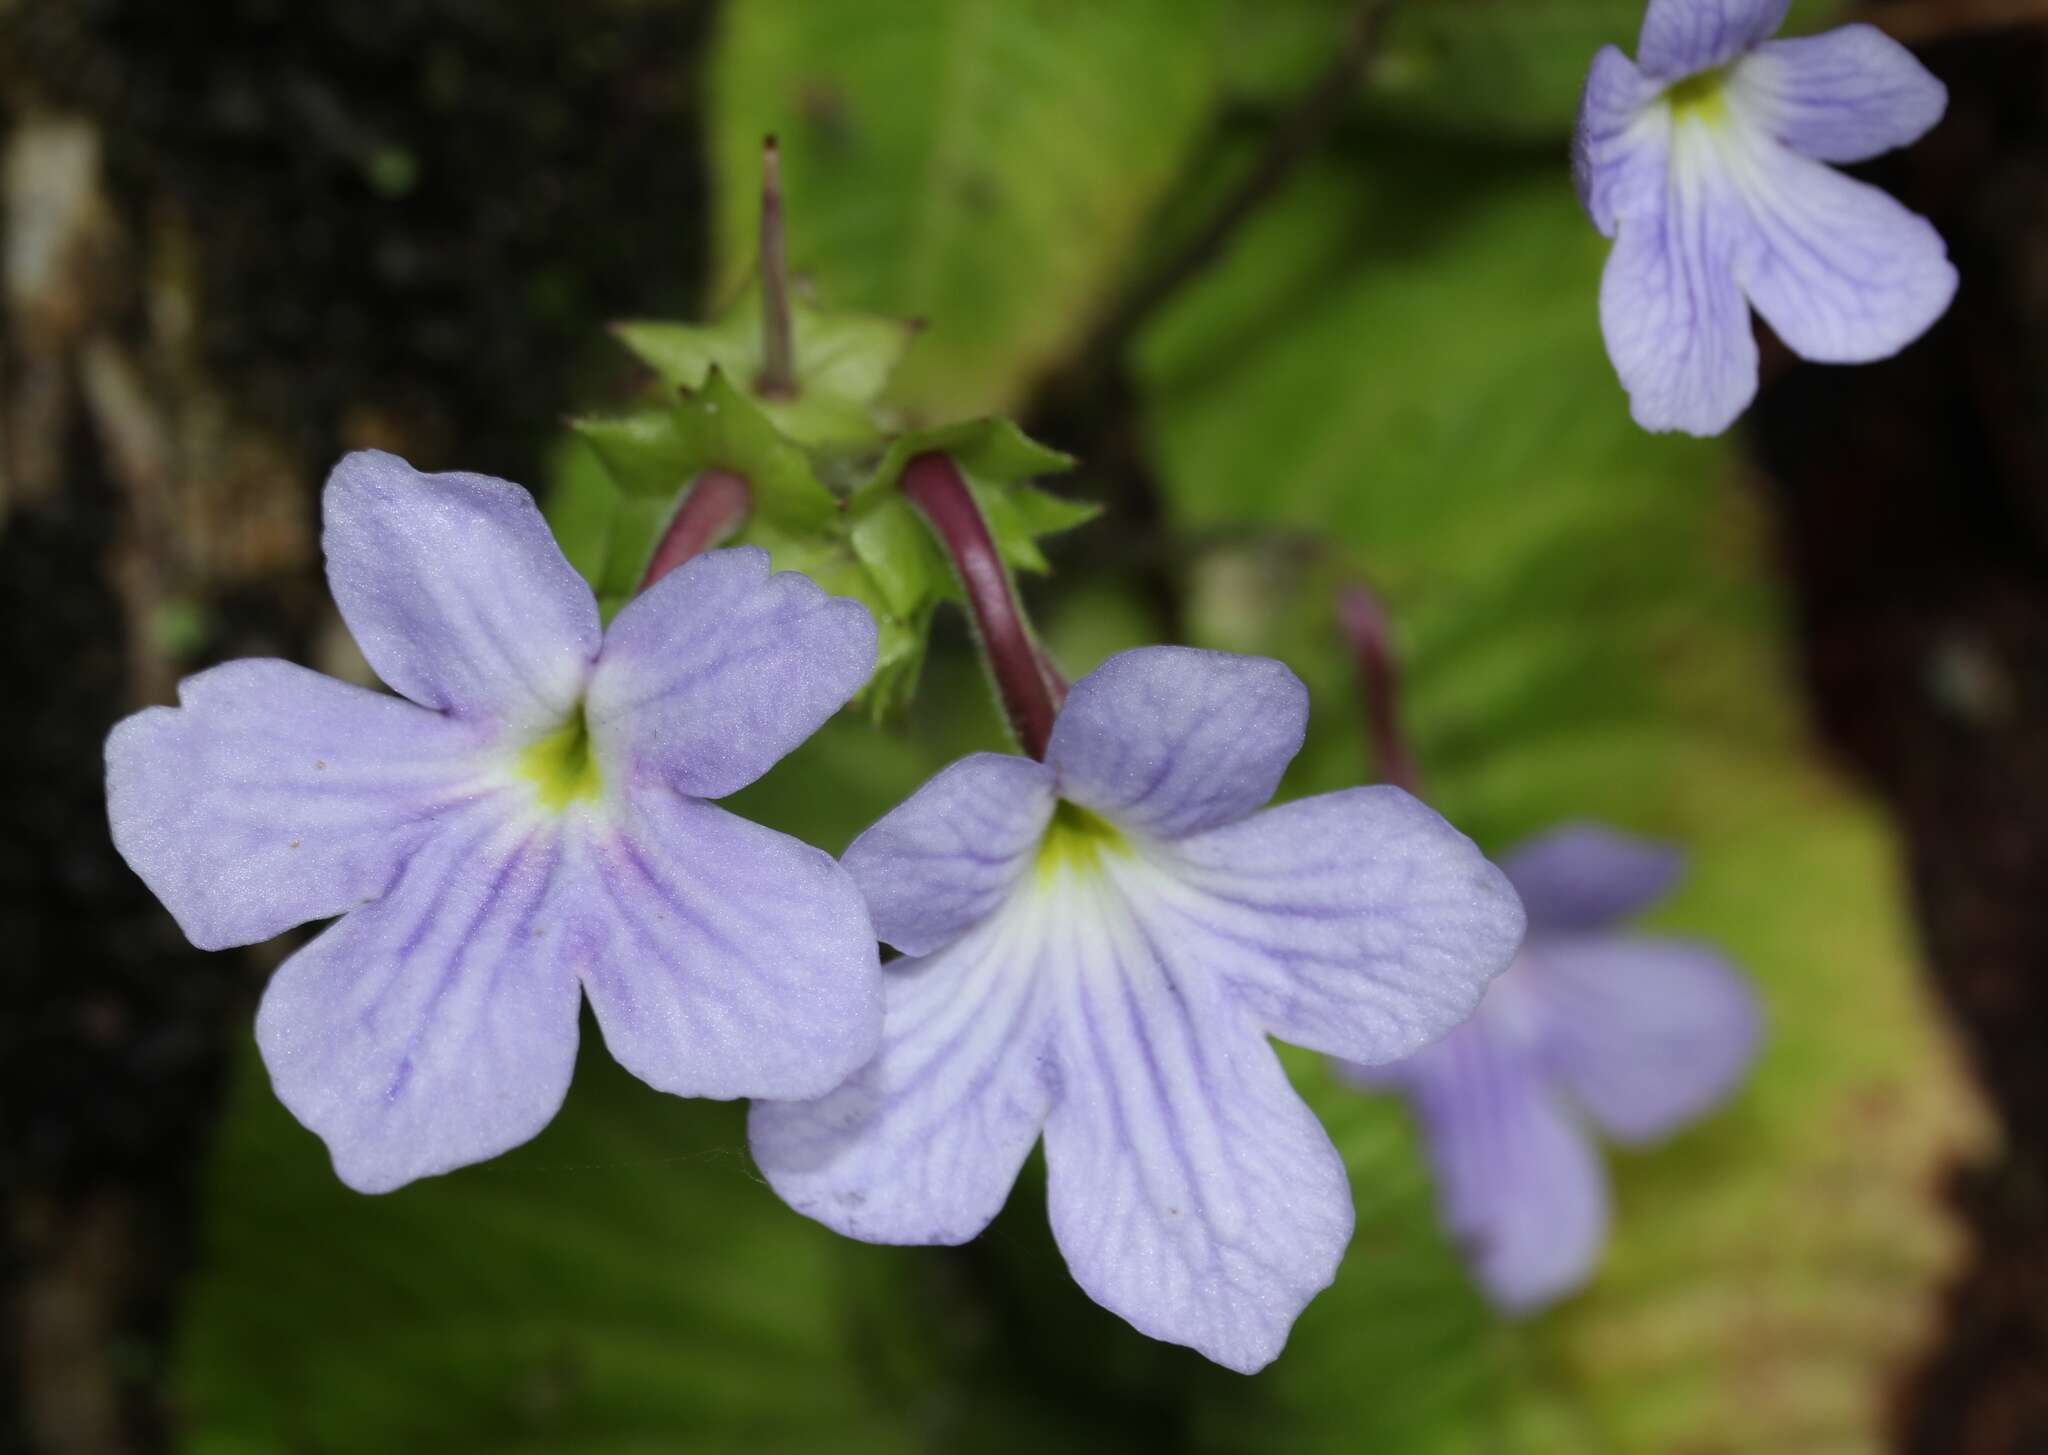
(101, 0), (1942, 1379)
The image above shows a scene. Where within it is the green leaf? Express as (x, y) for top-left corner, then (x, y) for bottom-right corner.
(1132, 144), (1984, 1449)
(613, 285), (919, 449)
(709, 0), (1226, 418)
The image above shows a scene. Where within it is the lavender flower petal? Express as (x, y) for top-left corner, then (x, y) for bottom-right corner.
(1045, 646), (1307, 841)
(1574, 46), (1664, 236)
(840, 752), (1055, 955)
(580, 789), (881, 1101)
(1498, 822), (1683, 931)
(1042, 864), (1352, 1373)
(1402, 1019), (1610, 1314)
(254, 799), (580, 1193)
(322, 451), (601, 733)
(1528, 935), (1762, 1144)
(105, 659), (491, 950)
(1634, 0), (1788, 80)
(1597, 128), (1760, 435)
(1724, 134), (1956, 365)
(1151, 786), (1525, 1066)
(585, 547), (877, 801)
(1738, 24), (1947, 163)
(748, 901), (1056, 1243)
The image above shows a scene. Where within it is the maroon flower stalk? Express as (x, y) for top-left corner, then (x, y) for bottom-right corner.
(901, 452), (1064, 759)
(755, 136), (797, 400)
(1336, 581), (1420, 795)
(638, 469), (754, 593)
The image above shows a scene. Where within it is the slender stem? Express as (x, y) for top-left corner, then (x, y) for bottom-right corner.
(638, 469), (753, 593)
(901, 452), (1063, 758)
(756, 136), (797, 399)
(1336, 581), (1421, 796)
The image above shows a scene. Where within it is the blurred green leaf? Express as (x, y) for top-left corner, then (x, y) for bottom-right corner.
(177, 1039), (917, 1455)
(1222, 0), (1843, 142)
(1131, 144), (1983, 1450)
(708, 0), (1225, 419)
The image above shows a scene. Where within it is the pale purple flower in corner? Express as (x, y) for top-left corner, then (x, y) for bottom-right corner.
(1576, 0), (1956, 435)
(106, 450), (881, 1193)
(1342, 823), (1762, 1314)
(749, 647), (1526, 1372)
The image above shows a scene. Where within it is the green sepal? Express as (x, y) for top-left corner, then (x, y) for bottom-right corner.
(574, 368), (838, 535)
(547, 398), (1092, 717)
(612, 284), (919, 449)
(852, 417), (1076, 504)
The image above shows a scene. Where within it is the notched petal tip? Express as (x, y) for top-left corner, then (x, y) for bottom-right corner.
(253, 806), (583, 1195)
(590, 548), (880, 802)
(104, 658), (482, 953)
(1163, 784), (1525, 1069)
(319, 448), (601, 728)
(1048, 645), (1309, 841)
(1635, 0), (1789, 81)
(1742, 23), (1949, 165)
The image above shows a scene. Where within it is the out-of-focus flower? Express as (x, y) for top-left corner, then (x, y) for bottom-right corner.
(106, 451), (881, 1193)
(1575, 0), (1954, 435)
(750, 646), (1525, 1372)
(1342, 824), (1761, 1313)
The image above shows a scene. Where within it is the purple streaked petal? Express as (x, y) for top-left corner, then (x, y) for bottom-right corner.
(1498, 822), (1683, 932)
(748, 901), (1056, 1244)
(1724, 130), (1956, 365)
(105, 659), (492, 951)
(579, 788), (881, 1101)
(1045, 646), (1307, 842)
(1736, 24), (1947, 164)
(253, 801), (580, 1194)
(1599, 122), (1759, 435)
(1574, 46), (1664, 236)
(322, 451), (600, 732)
(1527, 934), (1762, 1144)
(585, 547), (877, 801)
(1402, 1018), (1609, 1314)
(1635, 0), (1787, 81)
(1150, 786), (1525, 1066)
(840, 752), (1055, 956)
(1040, 872), (1352, 1373)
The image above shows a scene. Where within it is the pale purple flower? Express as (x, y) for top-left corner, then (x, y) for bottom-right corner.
(1343, 824), (1761, 1313)
(748, 646), (1526, 1372)
(105, 450), (881, 1193)
(1576, 0), (1955, 435)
